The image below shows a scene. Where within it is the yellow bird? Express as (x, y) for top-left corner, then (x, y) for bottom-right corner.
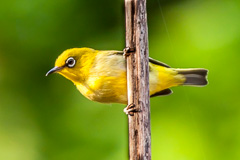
(46, 47), (208, 105)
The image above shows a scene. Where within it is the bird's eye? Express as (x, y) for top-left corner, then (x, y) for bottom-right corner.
(66, 57), (76, 68)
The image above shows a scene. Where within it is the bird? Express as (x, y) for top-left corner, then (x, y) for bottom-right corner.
(46, 47), (208, 113)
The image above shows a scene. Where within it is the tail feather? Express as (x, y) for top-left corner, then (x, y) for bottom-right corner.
(176, 68), (208, 86)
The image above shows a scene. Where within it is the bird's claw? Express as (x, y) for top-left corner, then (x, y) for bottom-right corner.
(124, 103), (140, 116)
(123, 47), (135, 58)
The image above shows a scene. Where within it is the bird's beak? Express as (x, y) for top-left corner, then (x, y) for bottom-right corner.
(46, 66), (63, 76)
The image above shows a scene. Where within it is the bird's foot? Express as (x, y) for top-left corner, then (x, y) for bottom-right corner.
(123, 47), (135, 58)
(123, 103), (140, 116)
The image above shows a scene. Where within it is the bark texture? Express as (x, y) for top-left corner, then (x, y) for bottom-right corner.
(125, 0), (151, 159)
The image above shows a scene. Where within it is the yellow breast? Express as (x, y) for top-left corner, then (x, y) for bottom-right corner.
(77, 73), (128, 104)
(76, 51), (128, 104)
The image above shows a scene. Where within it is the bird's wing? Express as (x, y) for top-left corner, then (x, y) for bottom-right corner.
(148, 57), (171, 68)
(111, 51), (171, 68)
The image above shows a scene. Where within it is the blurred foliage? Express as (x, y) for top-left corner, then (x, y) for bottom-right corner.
(0, 0), (240, 159)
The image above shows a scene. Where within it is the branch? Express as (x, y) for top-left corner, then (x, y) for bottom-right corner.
(125, 0), (151, 159)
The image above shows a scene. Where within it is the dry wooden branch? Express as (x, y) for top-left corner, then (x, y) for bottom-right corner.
(125, 0), (151, 159)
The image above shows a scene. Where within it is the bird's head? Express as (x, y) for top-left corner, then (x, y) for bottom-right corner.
(46, 47), (96, 84)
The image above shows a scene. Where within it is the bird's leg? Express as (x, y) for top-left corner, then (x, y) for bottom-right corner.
(123, 47), (135, 58)
(124, 103), (140, 116)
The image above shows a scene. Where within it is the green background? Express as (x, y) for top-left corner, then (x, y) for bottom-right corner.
(0, 0), (239, 159)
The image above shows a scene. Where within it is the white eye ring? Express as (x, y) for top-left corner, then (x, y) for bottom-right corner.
(66, 57), (76, 68)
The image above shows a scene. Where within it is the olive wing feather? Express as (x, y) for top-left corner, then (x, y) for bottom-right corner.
(112, 51), (171, 68)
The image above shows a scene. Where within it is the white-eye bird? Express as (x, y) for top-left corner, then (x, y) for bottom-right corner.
(46, 48), (208, 106)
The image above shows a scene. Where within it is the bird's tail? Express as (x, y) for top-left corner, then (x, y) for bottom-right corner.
(175, 68), (208, 86)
